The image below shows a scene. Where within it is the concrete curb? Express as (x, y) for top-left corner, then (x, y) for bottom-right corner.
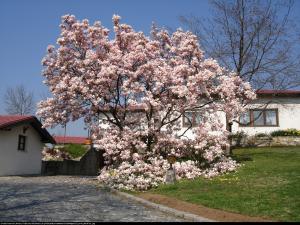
(109, 188), (215, 222)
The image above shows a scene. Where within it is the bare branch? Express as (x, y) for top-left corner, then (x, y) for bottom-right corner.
(179, 0), (300, 90)
(4, 85), (35, 115)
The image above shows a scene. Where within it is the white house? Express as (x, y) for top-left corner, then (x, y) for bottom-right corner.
(96, 89), (300, 141)
(231, 89), (300, 135)
(0, 115), (55, 176)
(180, 90), (300, 138)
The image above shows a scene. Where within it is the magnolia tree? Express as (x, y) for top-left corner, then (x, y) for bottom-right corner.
(37, 14), (256, 190)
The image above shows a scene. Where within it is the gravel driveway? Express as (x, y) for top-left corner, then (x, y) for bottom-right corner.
(0, 176), (184, 222)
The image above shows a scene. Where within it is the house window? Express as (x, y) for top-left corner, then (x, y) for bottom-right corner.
(253, 110), (265, 126)
(183, 111), (202, 127)
(239, 109), (278, 127)
(239, 111), (250, 126)
(18, 135), (26, 151)
(265, 110), (277, 126)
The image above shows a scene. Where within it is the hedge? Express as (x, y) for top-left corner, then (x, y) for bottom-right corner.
(270, 129), (300, 137)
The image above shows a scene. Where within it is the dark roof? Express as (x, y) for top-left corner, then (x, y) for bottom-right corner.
(54, 136), (89, 144)
(256, 89), (300, 97)
(0, 115), (55, 144)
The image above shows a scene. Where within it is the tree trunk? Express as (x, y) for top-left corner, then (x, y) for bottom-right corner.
(225, 114), (233, 156)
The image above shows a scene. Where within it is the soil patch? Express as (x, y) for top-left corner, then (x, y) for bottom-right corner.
(136, 193), (274, 222)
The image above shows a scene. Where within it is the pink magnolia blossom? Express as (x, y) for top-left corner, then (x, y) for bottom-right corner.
(38, 14), (256, 190)
(42, 147), (71, 161)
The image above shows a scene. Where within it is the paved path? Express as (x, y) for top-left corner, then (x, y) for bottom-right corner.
(0, 176), (185, 222)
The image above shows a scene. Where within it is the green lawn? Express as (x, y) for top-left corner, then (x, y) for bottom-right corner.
(62, 144), (88, 159)
(147, 147), (300, 222)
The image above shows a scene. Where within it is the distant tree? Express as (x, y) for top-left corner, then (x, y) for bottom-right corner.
(179, 0), (300, 90)
(4, 85), (35, 115)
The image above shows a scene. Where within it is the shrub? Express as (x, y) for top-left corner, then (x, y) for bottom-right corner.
(230, 131), (247, 147)
(270, 129), (300, 137)
(42, 147), (71, 161)
(230, 131), (247, 139)
(255, 133), (270, 137)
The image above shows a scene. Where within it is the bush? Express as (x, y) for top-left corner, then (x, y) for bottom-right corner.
(230, 131), (247, 147)
(42, 147), (71, 161)
(270, 129), (300, 137)
(230, 131), (247, 139)
(255, 133), (270, 137)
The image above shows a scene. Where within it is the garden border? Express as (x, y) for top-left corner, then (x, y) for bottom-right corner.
(106, 187), (215, 222)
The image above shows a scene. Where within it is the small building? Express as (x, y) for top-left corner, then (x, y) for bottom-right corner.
(0, 115), (55, 176)
(53, 136), (90, 145)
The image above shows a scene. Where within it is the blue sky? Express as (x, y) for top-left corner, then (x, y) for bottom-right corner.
(0, 0), (299, 136)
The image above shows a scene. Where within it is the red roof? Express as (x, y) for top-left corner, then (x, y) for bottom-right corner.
(256, 89), (300, 97)
(257, 89), (300, 94)
(54, 136), (89, 144)
(0, 115), (55, 143)
(0, 115), (34, 128)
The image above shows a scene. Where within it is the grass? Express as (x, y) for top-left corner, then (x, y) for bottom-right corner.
(62, 144), (88, 158)
(147, 147), (300, 222)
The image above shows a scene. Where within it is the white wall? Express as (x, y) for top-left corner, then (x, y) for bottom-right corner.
(176, 97), (300, 138)
(0, 122), (43, 176)
(232, 97), (300, 135)
(95, 97), (300, 140)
